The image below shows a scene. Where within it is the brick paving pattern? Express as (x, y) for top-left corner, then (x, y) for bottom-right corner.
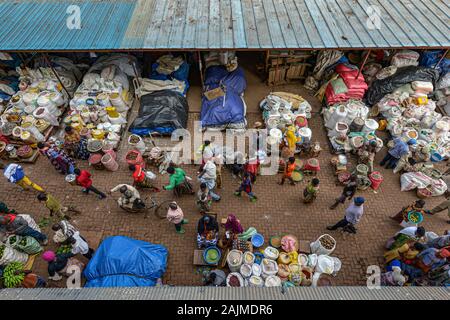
(1, 64), (449, 287)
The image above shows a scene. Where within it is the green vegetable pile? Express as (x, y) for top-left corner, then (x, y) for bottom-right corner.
(9, 236), (17, 245)
(0, 245), (5, 258)
(56, 245), (72, 255)
(18, 238), (27, 246)
(2, 262), (25, 288)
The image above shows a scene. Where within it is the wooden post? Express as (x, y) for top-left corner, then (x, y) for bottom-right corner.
(356, 49), (372, 80)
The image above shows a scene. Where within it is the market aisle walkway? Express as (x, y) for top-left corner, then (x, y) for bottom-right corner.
(2, 65), (449, 287)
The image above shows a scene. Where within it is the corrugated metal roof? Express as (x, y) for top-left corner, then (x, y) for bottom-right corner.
(1, 286), (449, 300)
(0, 0), (449, 51)
(0, 0), (137, 51)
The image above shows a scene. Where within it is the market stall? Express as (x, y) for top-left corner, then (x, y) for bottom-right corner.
(129, 54), (190, 136)
(0, 55), (81, 163)
(200, 52), (248, 131)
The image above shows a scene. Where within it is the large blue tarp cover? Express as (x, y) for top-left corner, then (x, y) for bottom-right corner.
(84, 236), (168, 288)
(201, 66), (247, 128)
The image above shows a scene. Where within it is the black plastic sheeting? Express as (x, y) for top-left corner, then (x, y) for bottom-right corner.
(129, 90), (189, 136)
(365, 66), (440, 106)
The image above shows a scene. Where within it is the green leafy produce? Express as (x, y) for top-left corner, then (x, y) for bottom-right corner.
(0, 245), (5, 258)
(9, 236), (17, 245)
(2, 262), (25, 288)
(19, 238), (27, 246)
(56, 245), (72, 255)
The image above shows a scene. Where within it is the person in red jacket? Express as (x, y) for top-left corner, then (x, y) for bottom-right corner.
(73, 168), (106, 199)
(129, 164), (159, 192)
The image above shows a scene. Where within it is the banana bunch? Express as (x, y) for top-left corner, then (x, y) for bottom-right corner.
(2, 262), (25, 288)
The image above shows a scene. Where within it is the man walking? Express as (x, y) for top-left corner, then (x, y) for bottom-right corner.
(2, 163), (45, 193)
(327, 197), (365, 234)
(37, 193), (80, 219)
(74, 168), (106, 199)
(329, 175), (357, 210)
(198, 158), (221, 202)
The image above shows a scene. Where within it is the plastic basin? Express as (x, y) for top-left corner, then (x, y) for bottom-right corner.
(251, 234), (265, 248)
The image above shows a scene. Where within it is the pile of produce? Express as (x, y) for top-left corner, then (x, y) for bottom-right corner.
(2, 262), (24, 288)
(320, 235), (336, 251)
(0, 245), (5, 259)
(57, 245), (72, 255)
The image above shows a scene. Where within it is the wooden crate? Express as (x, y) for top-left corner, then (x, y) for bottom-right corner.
(267, 67), (288, 86)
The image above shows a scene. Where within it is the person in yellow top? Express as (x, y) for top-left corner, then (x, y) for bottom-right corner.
(284, 126), (299, 154)
(37, 193), (80, 219)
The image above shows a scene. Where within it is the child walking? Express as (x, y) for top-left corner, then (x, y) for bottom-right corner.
(234, 173), (257, 203)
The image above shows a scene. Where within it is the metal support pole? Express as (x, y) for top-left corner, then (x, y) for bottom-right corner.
(356, 49), (372, 80)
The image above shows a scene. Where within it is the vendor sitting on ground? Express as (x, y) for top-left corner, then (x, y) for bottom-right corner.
(386, 226), (426, 251)
(427, 231), (450, 249)
(163, 166), (194, 197)
(42, 250), (77, 281)
(390, 200), (430, 227)
(129, 164), (159, 192)
(203, 269), (226, 287)
(415, 247), (450, 273)
(110, 184), (145, 211)
(303, 178), (320, 204)
(380, 138), (416, 170)
(219, 214), (244, 249)
(357, 140), (378, 173)
(380, 266), (407, 287)
(197, 215), (219, 249)
(0, 214), (48, 245)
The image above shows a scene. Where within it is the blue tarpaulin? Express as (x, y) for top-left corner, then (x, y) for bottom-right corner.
(83, 236), (168, 288)
(201, 66), (247, 128)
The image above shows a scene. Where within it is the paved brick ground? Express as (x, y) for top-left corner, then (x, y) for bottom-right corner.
(1, 63), (449, 287)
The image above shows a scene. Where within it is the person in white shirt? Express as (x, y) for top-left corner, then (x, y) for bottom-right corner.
(69, 233), (94, 259)
(198, 159), (221, 201)
(110, 184), (143, 210)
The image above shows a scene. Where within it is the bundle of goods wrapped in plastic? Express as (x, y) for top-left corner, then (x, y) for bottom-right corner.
(200, 65), (247, 131)
(260, 92), (313, 155)
(325, 64), (368, 105)
(65, 54), (137, 151)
